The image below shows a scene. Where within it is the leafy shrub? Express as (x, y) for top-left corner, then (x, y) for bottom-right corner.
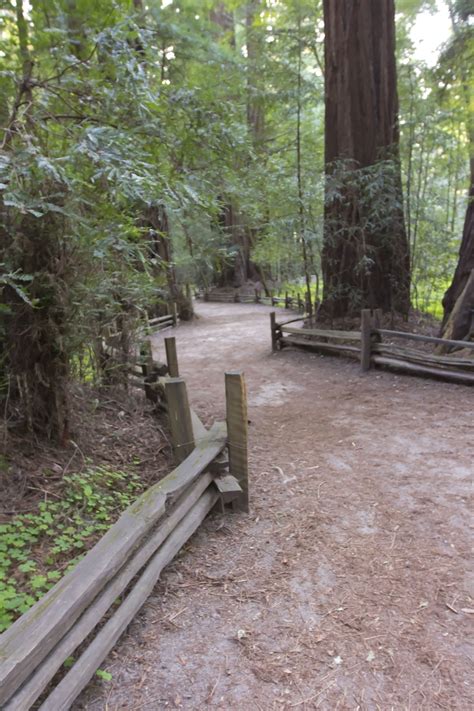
(0, 466), (143, 632)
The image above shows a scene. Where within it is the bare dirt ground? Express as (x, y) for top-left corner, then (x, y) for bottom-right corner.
(77, 301), (473, 711)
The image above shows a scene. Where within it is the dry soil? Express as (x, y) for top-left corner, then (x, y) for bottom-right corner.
(76, 301), (474, 711)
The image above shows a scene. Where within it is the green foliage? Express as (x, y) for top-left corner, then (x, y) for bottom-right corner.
(397, 3), (470, 313)
(0, 466), (143, 632)
(0, 0), (469, 408)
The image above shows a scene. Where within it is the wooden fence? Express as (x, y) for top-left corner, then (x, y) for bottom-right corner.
(0, 342), (249, 710)
(198, 288), (309, 312)
(101, 302), (179, 396)
(271, 308), (474, 384)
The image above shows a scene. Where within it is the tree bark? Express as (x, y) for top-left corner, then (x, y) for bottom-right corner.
(437, 268), (474, 351)
(441, 185), (474, 331)
(321, 0), (411, 318)
(441, 3), (474, 333)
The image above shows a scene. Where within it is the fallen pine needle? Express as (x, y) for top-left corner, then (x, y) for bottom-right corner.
(445, 602), (458, 614)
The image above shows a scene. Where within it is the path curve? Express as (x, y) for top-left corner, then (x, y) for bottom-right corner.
(78, 301), (473, 710)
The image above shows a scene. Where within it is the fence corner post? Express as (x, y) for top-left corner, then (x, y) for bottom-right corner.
(170, 301), (178, 326)
(360, 309), (372, 372)
(165, 336), (179, 377)
(225, 372), (249, 513)
(270, 311), (279, 352)
(165, 377), (195, 464)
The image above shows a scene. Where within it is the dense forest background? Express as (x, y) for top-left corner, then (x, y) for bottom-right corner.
(0, 0), (472, 440)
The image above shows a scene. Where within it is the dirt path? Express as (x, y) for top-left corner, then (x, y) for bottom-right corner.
(77, 302), (473, 710)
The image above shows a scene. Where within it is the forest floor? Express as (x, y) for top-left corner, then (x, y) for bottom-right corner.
(76, 301), (473, 711)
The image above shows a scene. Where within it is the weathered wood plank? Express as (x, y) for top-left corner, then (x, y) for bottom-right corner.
(4, 472), (215, 711)
(281, 336), (360, 357)
(214, 474), (243, 504)
(165, 378), (195, 464)
(225, 372), (249, 512)
(372, 343), (474, 370)
(360, 309), (372, 372)
(164, 336), (179, 378)
(0, 423), (226, 705)
(372, 356), (474, 383)
(39, 487), (219, 711)
(281, 325), (361, 341)
(190, 410), (208, 440)
(277, 316), (305, 327)
(169, 301), (178, 326)
(376, 329), (474, 350)
(148, 315), (174, 326)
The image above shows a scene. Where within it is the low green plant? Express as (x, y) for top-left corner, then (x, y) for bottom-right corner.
(0, 466), (143, 632)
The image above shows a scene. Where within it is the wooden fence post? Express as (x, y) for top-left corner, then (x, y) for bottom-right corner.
(360, 309), (372, 372)
(165, 377), (195, 464)
(165, 336), (179, 377)
(373, 308), (383, 330)
(270, 311), (279, 352)
(285, 291), (289, 309)
(170, 301), (178, 326)
(140, 340), (158, 404)
(225, 372), (249, 512)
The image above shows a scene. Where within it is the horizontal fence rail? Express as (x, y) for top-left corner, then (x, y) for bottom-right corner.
(271, 309), (474, 385)
(196, 288), (310, 314)
(0, 340), (249, 709)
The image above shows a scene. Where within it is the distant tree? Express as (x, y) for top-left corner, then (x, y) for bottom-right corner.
(321, 0), (411, 317)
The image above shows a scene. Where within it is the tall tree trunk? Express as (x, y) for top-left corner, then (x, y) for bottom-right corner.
(321, 0), (410, 318)
(441, 184), (474, 330)
(441, 1), (474, 333)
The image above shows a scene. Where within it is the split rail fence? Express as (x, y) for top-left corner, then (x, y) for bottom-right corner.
(101, 302), (179, 397)
(271, 308), (474, 385)
(198, 288), (310, 312)
(0, 340), (249, 710)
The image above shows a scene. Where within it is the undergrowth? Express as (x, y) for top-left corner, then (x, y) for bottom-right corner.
(0, 466), (143, 632)
(279, 280), (444, 320)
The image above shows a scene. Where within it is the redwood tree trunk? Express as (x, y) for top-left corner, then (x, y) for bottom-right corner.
(321, 0), (411, 318)
(441, 183), (474, 334)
